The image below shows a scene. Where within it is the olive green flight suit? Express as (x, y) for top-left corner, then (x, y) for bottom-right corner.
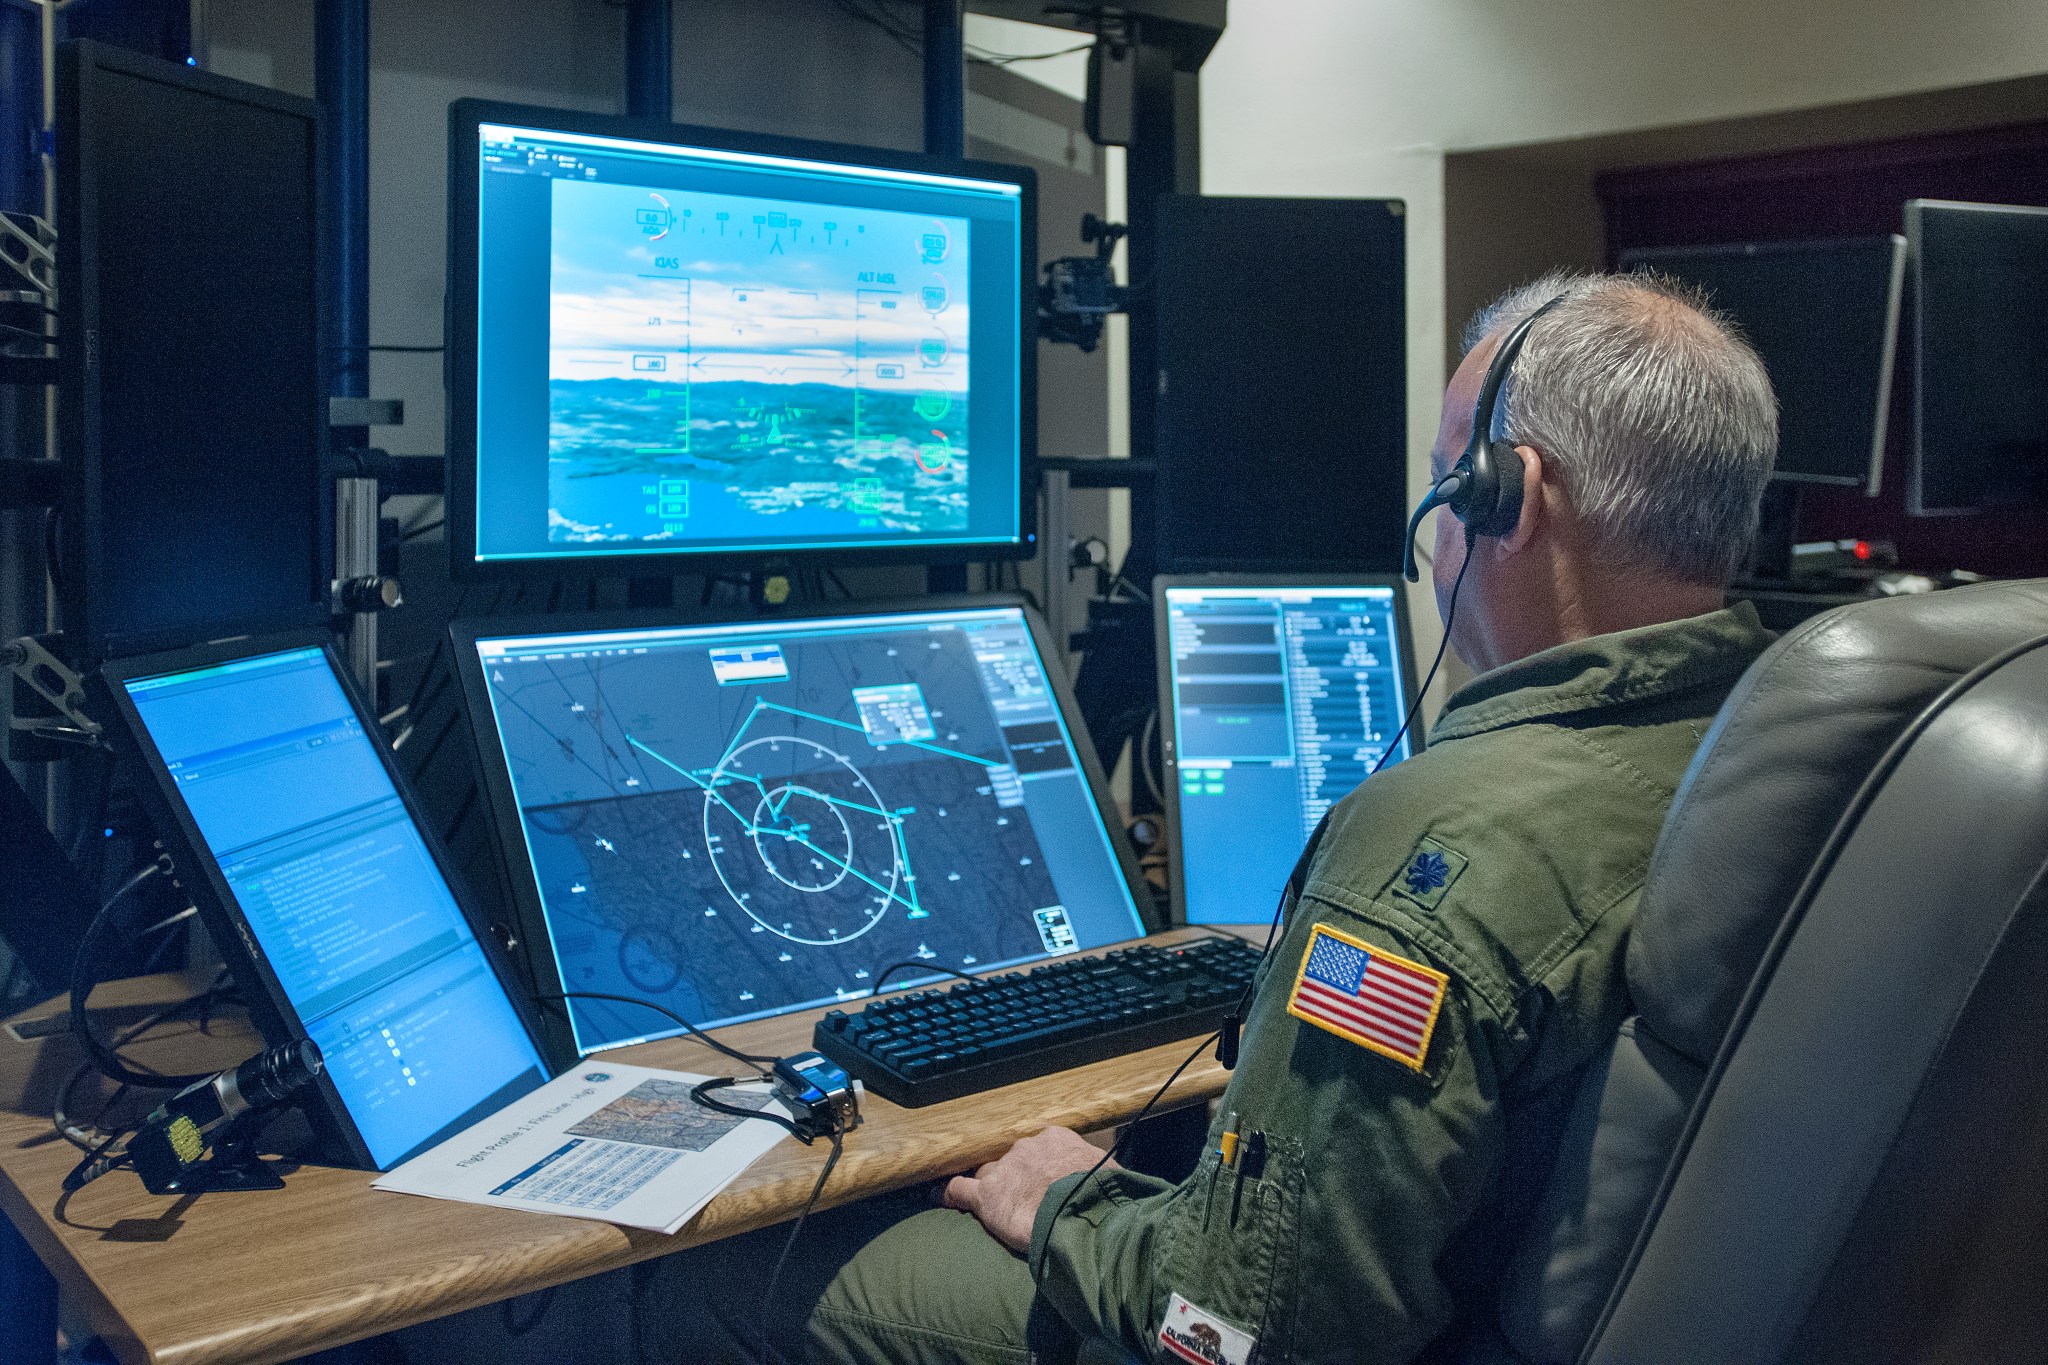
(643, 603), (1776, 1365)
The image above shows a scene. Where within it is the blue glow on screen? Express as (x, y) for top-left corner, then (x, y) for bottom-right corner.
(124, 648), (546, 1167)
(469, 121), (1026, 565)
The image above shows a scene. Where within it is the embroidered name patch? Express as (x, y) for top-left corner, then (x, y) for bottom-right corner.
(1158, 1292), (1256, 1365)
(1286, 922), (1448, 1072)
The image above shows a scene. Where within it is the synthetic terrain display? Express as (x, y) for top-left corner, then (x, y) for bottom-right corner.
(467, 607), (1145, 1054)
(454, 110), (1032, 570)
(548, 178), (971, 545)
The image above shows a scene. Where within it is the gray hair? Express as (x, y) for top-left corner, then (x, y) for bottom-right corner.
(1463, 270), (1778, 585)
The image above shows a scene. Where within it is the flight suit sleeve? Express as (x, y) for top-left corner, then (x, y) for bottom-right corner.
(1027, 892), (1510, 1364)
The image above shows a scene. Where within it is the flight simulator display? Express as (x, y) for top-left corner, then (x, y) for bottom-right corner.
(447, 102), (1035, 574)
(456, 603), (1148, 1056)
(1621, 236), (1905, 493)
(1157, 579), (1419, 925)
(108, 642), (549, 1170)
(1906, 200), (2048, 515)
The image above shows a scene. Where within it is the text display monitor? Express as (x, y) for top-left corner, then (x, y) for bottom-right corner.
(457, 602), (1148, 1057)
(1157, 579), (1420, 925)
(450, 101), (1035, 576)
(111, 644), (549, 1170)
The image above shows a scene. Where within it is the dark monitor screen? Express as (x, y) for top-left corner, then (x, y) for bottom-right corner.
(456, 602), (1148, 1057)
(1907, 200), (2048, 515)
(1156, 578), (1420, 925)
(1619, 236), (1905, 492)
(1152, 196), (1408, 575)
(57, 41), (330, 662)
(447, 102), (1036, 577)
(113, 644), (548, 1169)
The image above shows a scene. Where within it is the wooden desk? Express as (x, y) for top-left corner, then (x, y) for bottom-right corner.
(0, 926), (1260, 1365)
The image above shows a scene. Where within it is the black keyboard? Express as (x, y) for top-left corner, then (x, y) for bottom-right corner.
(812, 936), (1265, 1107)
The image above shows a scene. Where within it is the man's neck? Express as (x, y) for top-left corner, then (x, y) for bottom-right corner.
(1472, 551), (1724, 673)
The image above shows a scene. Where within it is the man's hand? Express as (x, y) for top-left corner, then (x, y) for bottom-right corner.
(943, 1126), (1113, 1254)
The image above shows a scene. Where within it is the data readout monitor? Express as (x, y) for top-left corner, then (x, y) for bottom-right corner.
(452, 599), (1149, 1058)
(1906, 201), (2048, 515)
(106, 639), (550, 1170)
(1620, 236), (1905, 493)
(447, 100), (1037, 577)
(1156, 578), (1421, 925)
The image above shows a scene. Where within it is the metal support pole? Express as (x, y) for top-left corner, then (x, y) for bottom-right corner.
(923, 0), (967, 596)
(921, 0), (964, 159)
(1041, 468), (1071, 668)
(316, 0), (377, 688)
(624, 0), (672, 122)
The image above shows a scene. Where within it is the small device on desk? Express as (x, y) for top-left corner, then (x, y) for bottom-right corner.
(813, 935), (1263, 1107)
(103, 636), (552, 1170)
(1154, 577), (1421, 925)
(451, 596), (1156, 1066)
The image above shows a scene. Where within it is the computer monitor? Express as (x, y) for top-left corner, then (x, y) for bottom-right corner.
(105, 637), (550, 1170)
(57, 41), (331, 662)
(451, 598), (1150, 1059)
(446, 100), (1037, 579)
(1905, 200), (2048, 515)
(1618, 235), (1906, 494)
(1155, 577), (1421, 926)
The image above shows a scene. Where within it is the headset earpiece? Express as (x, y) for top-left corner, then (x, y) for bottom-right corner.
(1401, 294), (1564, 581)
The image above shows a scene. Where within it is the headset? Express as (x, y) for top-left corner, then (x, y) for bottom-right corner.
(1402, 295), (1566, 583)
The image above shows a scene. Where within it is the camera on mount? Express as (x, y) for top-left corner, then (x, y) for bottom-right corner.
(1039, 214), (1129, 353)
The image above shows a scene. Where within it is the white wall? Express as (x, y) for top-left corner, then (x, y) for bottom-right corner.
(1197, 0), (2048, 691)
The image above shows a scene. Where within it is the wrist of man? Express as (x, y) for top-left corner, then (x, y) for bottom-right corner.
(1027, 1166), (1176, 1281)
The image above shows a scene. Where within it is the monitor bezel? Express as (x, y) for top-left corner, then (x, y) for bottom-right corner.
(1617, 234), (1906, 497)
(1904, 199), (2048, 517)
(1151, 573), (1425, 927)
(57, 39), (335, 663)
(448, 592), (1155, 1062)
(99, 630), (556, 1170)
(445, 97), (1041, 583)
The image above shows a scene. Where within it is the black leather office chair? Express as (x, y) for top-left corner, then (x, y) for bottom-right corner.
(1481, 579), (2048, 1364)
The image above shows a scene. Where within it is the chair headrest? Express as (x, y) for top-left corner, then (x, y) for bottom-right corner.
(1627, 580), (2048, 1065)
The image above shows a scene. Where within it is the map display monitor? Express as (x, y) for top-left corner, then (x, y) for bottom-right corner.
(1156, 578), (1421, 926)
(454, 601), (1148, 1057)
(448, 101), (1036, 577)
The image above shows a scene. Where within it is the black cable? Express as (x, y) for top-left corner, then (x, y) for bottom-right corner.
(1216, 534), (1478, 1060)
(69, 861), (215, 1091)
(400, 519), (444, 542)
(534, 991), (774, 1075)
(43, 506), (62, 598)
(688, 1075), (811, 1144)
(0, 319), (52, 343)
(759, 1119), (845, 1357)
(866, 960), (981, 997)
(1032, 1028), (1218, 1281)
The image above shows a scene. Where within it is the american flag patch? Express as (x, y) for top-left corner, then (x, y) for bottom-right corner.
(1286, 923), (1448, 1071)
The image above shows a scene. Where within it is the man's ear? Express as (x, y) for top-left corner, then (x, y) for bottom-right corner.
(1497, 444), (1545, 554)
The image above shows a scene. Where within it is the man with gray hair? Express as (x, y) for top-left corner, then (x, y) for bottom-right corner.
(412, 271), (1779, 1365)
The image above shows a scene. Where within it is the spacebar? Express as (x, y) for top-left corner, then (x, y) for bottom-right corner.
(971, 1019), (1094, 1062)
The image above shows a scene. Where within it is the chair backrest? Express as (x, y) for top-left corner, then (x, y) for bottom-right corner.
(1480, 580), (2048, 1364)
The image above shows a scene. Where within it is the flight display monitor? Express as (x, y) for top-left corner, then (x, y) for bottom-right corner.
(448, 101), (1037, 576)
(108, 642), (549, 1170)
(455, 602), (1148, 1056)
(1906, 201), (2048, 515)
(1620, 236), (1905, 493)
(1156, 578), (1420, 926)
